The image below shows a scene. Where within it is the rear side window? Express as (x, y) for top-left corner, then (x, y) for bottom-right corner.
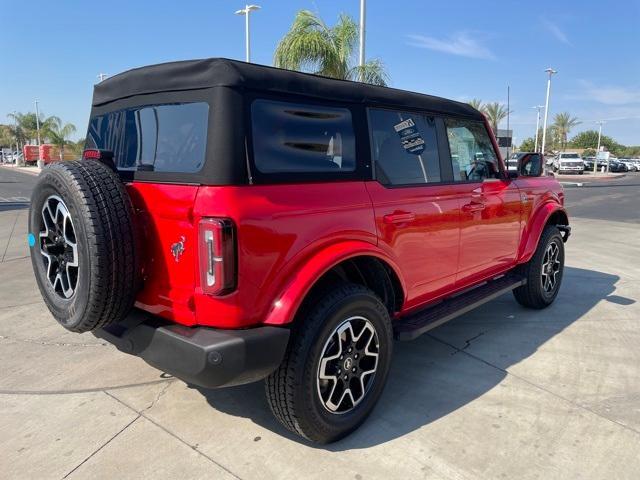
(251, 99), (356, 174)
(444, 118), (500, 182)
(368, 108), (441, 185)
(86, 102), (209, 173)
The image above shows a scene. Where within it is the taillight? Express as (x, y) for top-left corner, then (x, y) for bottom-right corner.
(198, 218), (236, 295)
(82, 149), (102, 160)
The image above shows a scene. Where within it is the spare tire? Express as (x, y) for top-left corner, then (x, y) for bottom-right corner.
(28, 160), (139, 333)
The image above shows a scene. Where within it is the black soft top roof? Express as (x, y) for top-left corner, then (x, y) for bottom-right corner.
(92, 58), (482, 120)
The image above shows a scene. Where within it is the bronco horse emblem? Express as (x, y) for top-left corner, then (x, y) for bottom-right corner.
(170, 236), (186, 262)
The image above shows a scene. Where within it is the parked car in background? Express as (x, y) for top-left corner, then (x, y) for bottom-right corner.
(620, 159), (638, 172)
(608, 160), (628, 173)
(583, 157), (595, 171)
(553, 152), (584, 174)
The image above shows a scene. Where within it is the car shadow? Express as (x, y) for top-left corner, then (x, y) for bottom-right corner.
(193, 266), (627, 450)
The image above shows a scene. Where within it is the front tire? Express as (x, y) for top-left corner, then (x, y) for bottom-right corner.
(265, 283), (393, 444)
(513, 225), (565, 309)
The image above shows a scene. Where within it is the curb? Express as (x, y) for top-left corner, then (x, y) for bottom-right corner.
(0, 165), (41, 176)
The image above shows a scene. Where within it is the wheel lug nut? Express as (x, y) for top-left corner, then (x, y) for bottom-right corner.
(354, 354), (358, 359)
(337, 369), (341, 375)
(340, 355), (344, 360)
(352, 367), (356, 373)
(343, 375), (348, 381)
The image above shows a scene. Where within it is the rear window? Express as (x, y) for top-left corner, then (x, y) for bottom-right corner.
(86, 102), (209, 173)
(251, 99), (356, 174)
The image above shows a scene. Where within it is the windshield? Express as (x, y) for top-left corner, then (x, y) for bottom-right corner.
(560, 153), (580, 159)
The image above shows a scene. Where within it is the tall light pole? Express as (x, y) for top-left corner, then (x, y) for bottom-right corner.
(235, 4), (261, 63)
(595, 121), (604, 173)
(540, 68), (557, 155)
(12, 110), (21, 165)
(358, 0), (366, 81)
(532, 105), (544, 152)
(34, 100), (43, 168)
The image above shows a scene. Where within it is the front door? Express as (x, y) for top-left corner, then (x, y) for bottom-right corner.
(365, 108), (460, 311)
(441, 117), (521, 285)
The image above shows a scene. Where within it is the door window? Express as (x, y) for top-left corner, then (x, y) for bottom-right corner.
(444, 118), (500, 182)
(368, 109), (441, 185)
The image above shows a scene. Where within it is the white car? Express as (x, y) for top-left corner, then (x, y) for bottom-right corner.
(553, 152), (584, 174)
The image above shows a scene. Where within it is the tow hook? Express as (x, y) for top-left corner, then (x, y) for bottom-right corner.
(557, 225), (571, 243)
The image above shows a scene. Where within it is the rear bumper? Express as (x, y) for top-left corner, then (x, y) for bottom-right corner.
(94, 309), (290, 388)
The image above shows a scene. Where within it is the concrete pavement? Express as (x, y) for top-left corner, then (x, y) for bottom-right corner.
(1, 200), (640, 478)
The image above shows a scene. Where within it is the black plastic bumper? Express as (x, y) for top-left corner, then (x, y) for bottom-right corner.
(94, 309), (290, 388)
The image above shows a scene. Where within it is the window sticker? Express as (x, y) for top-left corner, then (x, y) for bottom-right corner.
(394, 118), (425, 155)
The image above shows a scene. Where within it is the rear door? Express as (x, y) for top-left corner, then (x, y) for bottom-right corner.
(365, 108), (460, 310)
(441, 117), (521, 285)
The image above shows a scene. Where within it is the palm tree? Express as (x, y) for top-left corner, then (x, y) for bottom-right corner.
(467, 99), (483, 111)
(7, 111), (58, 146)
(482, 102), (509, 134)
(45, 117), (76, 160)
(274, 10), (389, 86)
(552, 113), (581, 151)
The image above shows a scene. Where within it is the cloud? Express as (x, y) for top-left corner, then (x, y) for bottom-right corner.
(541, 18), (571, 46)
(406, 32), (496, 60)
(569, 81), (640, 105)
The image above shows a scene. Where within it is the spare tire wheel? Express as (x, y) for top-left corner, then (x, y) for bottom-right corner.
(28, 160), (139, 333)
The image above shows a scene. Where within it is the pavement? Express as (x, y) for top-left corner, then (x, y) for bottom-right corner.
(1, 167), (639, 479)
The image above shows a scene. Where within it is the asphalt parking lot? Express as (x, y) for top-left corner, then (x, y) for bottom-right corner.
(1, 166), (639, 479)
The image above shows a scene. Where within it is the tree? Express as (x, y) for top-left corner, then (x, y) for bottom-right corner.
(552, 113), (581, 151)
(44, 117), (76, 160)
(519, 137), (535, 152)
(482, 102), (509, 134)
(7, 111), (58, 146)
(274, 10), (389, 86)
(569, 129), (621, 154)
(467, 99), (483, 111)
(0, 125), (14, 148)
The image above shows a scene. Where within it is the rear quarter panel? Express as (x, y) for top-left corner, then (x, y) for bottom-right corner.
(192, 181), (377, 328)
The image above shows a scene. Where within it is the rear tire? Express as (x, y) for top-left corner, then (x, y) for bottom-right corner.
(513, 225), (564, 309)
(265, 283), (393, 444)
(29, 160), (139, 333)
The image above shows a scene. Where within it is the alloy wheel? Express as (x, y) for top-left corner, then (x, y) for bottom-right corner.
(39, 195), (79, 299)
(541, 241), (561, 294)
(316, 316), (379, 414)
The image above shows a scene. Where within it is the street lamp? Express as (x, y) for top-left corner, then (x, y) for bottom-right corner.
(595, 121), (605, 173)
(358, 0), (366, 81)
(235, 4), (261, 63)
(35, 100), (43, 168)
(532, 105), (544, 152)
(540, 68), (557, 155)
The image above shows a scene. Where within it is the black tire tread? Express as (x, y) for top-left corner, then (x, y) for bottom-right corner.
(34, 160), (138, 332)
(265, 283), (390, 442)
(513, 225), (563, 309)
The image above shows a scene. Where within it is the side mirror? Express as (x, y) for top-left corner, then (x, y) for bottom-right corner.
(519, 155), (543, 177)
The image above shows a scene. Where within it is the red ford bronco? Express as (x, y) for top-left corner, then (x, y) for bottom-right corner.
(29, 59), (569, 443)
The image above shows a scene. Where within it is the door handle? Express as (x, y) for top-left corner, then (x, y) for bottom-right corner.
(383, 212), (416, 224)
(462, 201), (485, 213)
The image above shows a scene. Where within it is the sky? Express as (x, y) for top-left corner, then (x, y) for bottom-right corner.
(1, 0), (639, 146)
